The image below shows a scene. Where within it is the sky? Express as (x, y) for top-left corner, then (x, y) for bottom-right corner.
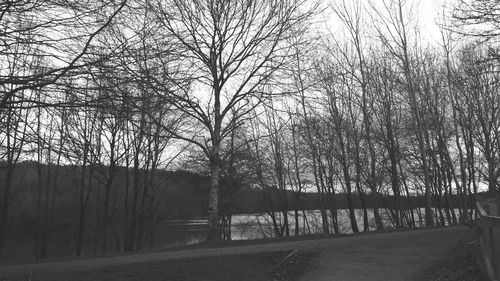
(321, 0), (452, 47)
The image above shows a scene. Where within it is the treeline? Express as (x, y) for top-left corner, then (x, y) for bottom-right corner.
(1, 0), (499, 261)
(2, 160), (471, 261)
(1, 162), (210, 260)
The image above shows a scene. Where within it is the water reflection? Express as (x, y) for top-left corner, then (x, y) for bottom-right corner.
(159, 208), (469, 247)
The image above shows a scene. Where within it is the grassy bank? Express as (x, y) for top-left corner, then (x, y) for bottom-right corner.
(2, 251), (313, 281)
(417, 236), (484, 281)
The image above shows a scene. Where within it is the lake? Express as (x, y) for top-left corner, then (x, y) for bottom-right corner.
(154, 207), (468, 248)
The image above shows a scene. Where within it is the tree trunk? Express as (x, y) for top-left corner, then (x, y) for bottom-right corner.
(206, 157), (220, 240)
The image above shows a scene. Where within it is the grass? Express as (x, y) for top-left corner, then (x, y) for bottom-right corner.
(0, 225), (454, 267)
(417, 236), (484, 281)
(177, 225), (456, 251)
(0, 226), (472, 281)
(1, 251), (314, 281)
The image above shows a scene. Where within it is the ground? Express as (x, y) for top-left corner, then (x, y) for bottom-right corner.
(0, 226), (478, 281)
(416, 235), (484, 281)
(1, 251), (313, 281)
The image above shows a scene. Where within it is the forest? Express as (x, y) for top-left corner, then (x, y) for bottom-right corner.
(1, 0), (499, 262)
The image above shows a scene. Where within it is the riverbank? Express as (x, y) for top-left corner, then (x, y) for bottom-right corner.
(0, 226), (475, 281)
(2, 251), (313, 281)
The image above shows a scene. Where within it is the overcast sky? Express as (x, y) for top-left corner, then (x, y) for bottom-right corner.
(321, 0), (452, 47)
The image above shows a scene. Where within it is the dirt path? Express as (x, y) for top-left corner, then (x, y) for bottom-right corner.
(297, 226), (469, 281)
(0, 227), (469, 280)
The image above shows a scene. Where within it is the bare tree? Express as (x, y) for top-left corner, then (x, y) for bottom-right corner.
(145, 0), (317, 240)
(332, 0), (384, 230)
(453, 0), (500, 44)
(0, 37), (42, 258)
(0, 0), (127, 110)
(369, 0), (434, 227)
(454, 46), (500, 193)
(315, 54), (360, 233)
(246, 106), (293, 238)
